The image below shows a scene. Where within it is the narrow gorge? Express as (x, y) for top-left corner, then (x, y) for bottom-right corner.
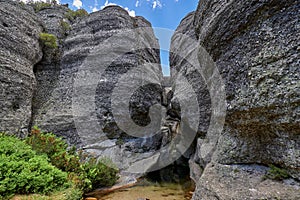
(0, 0), (299, 199)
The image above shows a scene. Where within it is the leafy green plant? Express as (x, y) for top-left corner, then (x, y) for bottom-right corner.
(62, 186), (83, 200)
(82, 157), (118, 192)
(39, 33), (58, 49)
(0, 134), (69, 199)
(65, 9), (88, 21)
(26, 126), (81, 173)
(264, 164), (290, 181)
(27, 127), (119, 193)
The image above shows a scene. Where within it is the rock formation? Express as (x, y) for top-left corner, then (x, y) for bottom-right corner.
(0, 1), (163, 173)
(0, 0), (299, 198)
(32, 5), (163, 172)
(170, 0), (300, 199)
(0, 1), (43, 136)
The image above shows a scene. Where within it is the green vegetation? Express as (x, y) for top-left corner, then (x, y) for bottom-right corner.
(60, 20), (71, 33)
(29, 0), (58, 12)
(83, 157), (118, 190)
(116, 138), (125, 146)
(39, 33), (58, 49)
(31, 2), (52, 12)
(0, 133), (68, 199)
(12, 186), (82, 200)
(27, 126), (118, 192)
(0, 127), (119, 199)
(263, 164), (290, 181)
(26, 127), (81, 173)
(65, 9), (88, 21)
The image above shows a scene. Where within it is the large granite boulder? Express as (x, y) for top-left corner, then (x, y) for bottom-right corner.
(33, 5), (163, 173)
(0, 0), (43, 136)
(170, 0), (300, 199)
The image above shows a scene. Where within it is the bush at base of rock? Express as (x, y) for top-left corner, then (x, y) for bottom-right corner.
(26, 126), (119, 193)
(0, 133), (69, 199)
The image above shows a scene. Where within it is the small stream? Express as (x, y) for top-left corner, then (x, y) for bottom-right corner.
(90, 179), (194, 200)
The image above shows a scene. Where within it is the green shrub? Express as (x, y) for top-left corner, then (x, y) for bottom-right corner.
(82, 157), (118, 192)
(62, 186), (83, 200)
(26, 127), (81, 173)
(65, 9), (88, 21)
(27, 127), (119, 193)
(31, 2), (52, 12)
(0, 134), (69, 199)
(60, 20), (71, 33)
(264, 164), (290, 181)
(39, 33), (58, 49)
(67, 157), (118, 193)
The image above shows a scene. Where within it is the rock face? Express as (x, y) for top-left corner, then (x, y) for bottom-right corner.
(32, 5), (163, 172)
(170, 0), (300, 199)
(0, 1), (163, 174)
(32, 4), (75, 144)
(1, 0), (299, 197)
(0, 1), (42, 136)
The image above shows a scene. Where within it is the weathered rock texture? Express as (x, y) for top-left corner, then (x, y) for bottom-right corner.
(32, 4), (75, 144)
(32, 5), (163, 171)
(0, 1), (163, 173)
(170, 0), (300, 199)
(1, 0), (299, 197)
(0, 1), (42, 136)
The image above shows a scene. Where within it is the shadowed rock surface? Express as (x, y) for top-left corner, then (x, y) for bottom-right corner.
(32, 4), (72, 140)
(170, 0), (300, 199)
(0, 1), (43, 136)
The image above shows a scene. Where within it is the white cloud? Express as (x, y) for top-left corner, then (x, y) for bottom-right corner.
(135, 0), (139, 7)
(124, 7), (135, 17)
(92, 7), (98, 12)
(101, 0), (136, 17)
(72, 0), (82, 9)
(152, 1), (157, 9)
(90, 0), (99, 12)
(152, 0), (162, 9)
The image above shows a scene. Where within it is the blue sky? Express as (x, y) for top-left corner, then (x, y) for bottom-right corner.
(30, 0), (199, 75)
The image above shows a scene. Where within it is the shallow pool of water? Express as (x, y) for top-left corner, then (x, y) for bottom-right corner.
(94, 181), (193, 200)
